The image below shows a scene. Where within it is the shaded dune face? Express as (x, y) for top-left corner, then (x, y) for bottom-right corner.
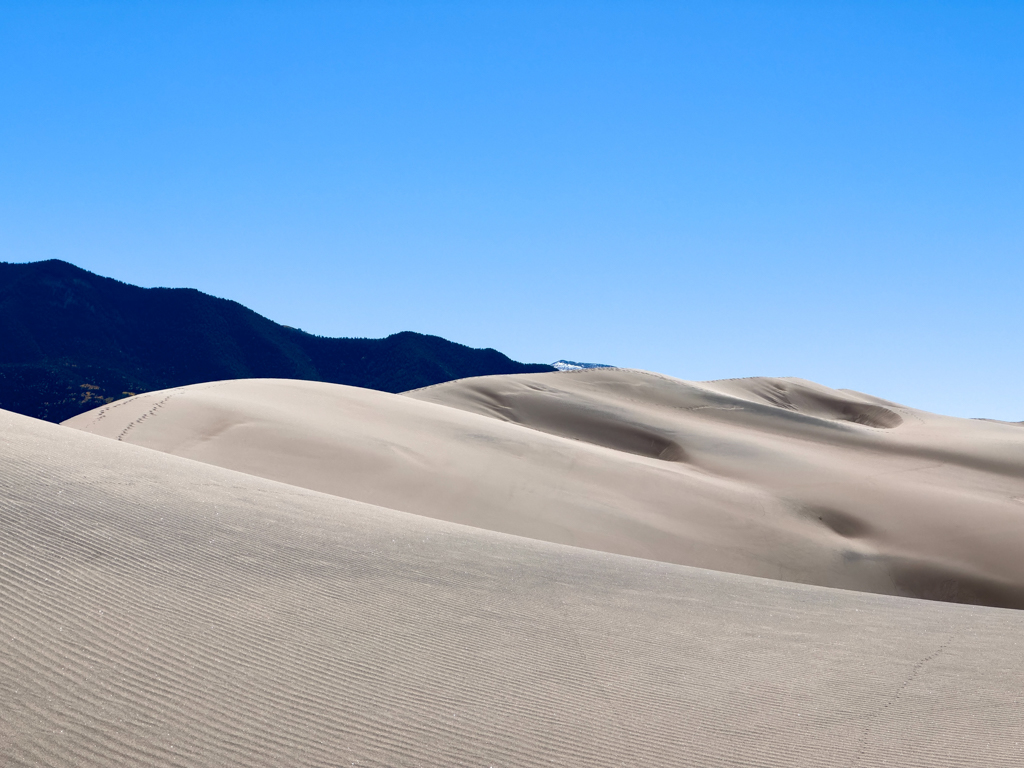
(420, 380), (691, 462)
(801, 505), (875, 538)
(701, 377), (905, 428)
(65, 370), (1024, 609)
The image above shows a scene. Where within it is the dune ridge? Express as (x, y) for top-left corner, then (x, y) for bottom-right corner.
(3, 408), (1024, 766)
(65, 369), (1024, 608)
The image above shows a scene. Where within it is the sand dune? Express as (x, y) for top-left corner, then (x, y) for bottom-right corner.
(3, 408), (1024, 766)
(65, 369), (1024, 608)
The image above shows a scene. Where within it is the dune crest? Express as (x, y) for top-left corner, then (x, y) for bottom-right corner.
(64, 369), (1024, 608)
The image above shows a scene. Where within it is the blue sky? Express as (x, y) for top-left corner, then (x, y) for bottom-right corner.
(2, 2), (1022, 418)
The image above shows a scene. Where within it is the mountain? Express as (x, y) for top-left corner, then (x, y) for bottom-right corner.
(0, 259), (554, 423)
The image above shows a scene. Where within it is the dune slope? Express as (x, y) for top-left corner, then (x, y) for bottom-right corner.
(65, 370), (1024, 608)
(3, 408), (1024, 766)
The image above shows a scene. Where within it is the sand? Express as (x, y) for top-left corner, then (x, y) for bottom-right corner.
(3, 407), (1023, 766)
(65, 369), (1024, 608)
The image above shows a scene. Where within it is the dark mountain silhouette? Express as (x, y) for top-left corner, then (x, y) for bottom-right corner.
(0, 260), (554, 423)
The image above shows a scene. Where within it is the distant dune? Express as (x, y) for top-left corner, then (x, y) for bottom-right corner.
(65, 368), (1024, 608)
(4, 407), (1023, 766)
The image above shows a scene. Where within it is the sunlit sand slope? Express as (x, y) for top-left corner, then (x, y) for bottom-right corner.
(66, 370), (1024, 607)
(3, 409), (1023, 766)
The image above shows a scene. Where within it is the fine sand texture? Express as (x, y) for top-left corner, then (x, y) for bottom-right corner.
(65, 369), (1024, 608)
(3, 408), (1024, 766)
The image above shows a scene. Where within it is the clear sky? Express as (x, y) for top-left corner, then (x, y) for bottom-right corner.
(2, 2), (1022, 419)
